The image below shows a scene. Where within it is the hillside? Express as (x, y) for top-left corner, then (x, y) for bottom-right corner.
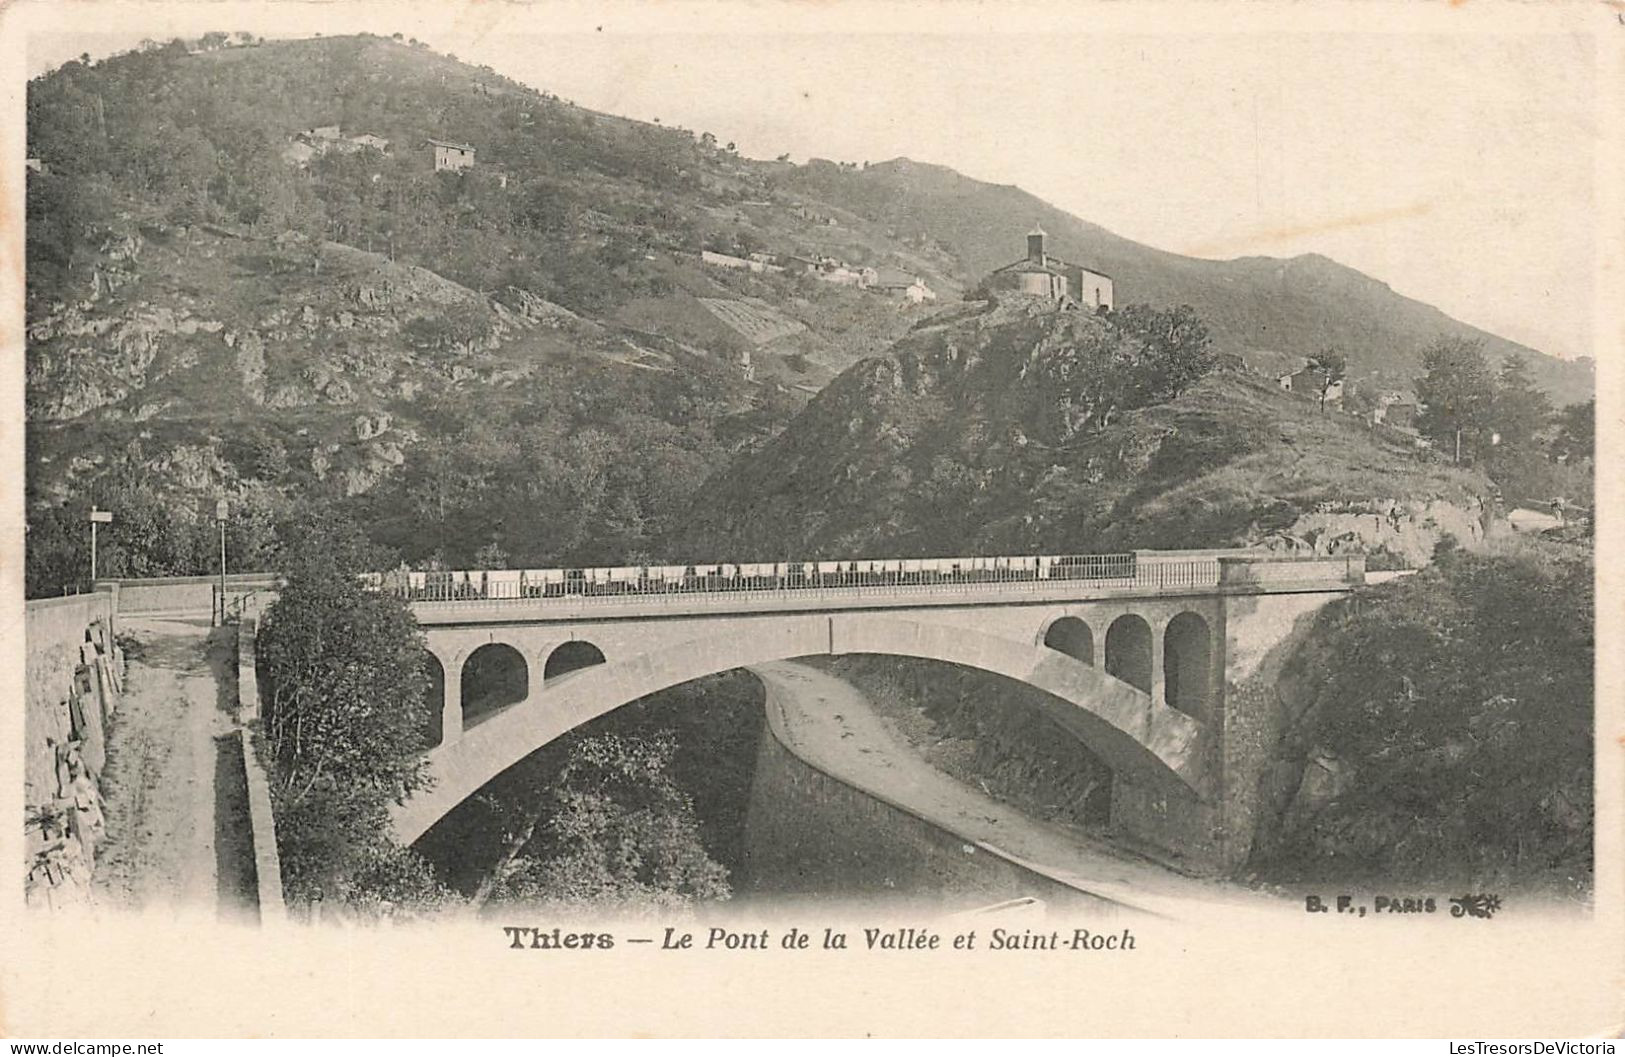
(23, 33), (1560, 592)
(777, 159), (1593, 405)
(675, 297), (1492, 563)
(23, 34), (950, 592)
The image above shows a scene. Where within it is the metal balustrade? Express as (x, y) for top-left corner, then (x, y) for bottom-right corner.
(362, 553), (1228, 607)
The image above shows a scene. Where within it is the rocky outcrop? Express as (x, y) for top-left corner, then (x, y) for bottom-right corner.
(28, 300), (232, 421)
(1270, 497), (1491, 567)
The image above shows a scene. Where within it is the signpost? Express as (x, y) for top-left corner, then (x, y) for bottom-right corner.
(216, 499), (229, 626)
(88, 506), (113, 583)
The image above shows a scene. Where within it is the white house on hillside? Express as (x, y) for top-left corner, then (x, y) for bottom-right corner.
(428, 139), (477, 172)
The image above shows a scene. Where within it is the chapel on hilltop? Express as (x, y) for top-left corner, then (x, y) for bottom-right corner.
(984, 226), (1114, 310)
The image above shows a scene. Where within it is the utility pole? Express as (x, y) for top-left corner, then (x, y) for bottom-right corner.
(88, 506), (113, 584)
(216, 498), (229, 625)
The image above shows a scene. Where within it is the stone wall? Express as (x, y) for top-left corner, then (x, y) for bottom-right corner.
(739, 705), (1124, 914)
(239, 728), (286, 925)
(24, 592), (122, 909)
(1109, 778), (1224, 872)
(233, 619), (285, 923)
(104, 573), (280, 617)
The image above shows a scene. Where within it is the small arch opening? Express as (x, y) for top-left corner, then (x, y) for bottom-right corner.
(1163, 611), (1212, 723)
(423, 652), (446, 748)
(545, 640), (607, 681)
(462, 643), (528, 726)
(1043, 616), (1095, 666)
(1103, 614), (1153, 694)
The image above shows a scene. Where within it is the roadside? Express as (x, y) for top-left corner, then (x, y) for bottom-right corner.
(92, 616), (256, 921)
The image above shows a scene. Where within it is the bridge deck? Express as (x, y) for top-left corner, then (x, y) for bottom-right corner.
(403, 554), (1363, 625)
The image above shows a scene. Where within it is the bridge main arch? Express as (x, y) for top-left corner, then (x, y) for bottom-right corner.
(392, 614), (1213, 845)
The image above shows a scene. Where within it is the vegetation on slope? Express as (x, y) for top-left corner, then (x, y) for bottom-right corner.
(1251, 537), (1593, 892)
(416, 672), (764, 910)
(677, 296), (1489, 561)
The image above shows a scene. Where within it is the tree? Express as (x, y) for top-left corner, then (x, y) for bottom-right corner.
(256, 521), (431, 902)
(258, 577), (430, 806)
(1112, 303), (1217, 403)
(1552, 399), (1594, 463)
(1490, 354), (1552, 455)
(1306, 347), (1347, 414)
(1415, 336), (1497, 463)
(487, 733), (730, 911)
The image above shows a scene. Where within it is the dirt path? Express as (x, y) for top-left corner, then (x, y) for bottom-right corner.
(93, 617), (256, 922)
(749, 660), (1276, 918)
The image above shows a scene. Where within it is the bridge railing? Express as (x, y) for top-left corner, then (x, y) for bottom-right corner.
(365, 554), (1226, 606)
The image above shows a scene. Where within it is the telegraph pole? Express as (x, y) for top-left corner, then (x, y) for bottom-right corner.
(216, 498), (229, 625)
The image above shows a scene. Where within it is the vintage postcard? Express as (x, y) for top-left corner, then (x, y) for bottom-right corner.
(1, 0), (1619, 1039)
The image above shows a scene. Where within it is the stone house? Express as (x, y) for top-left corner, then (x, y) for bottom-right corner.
(871, 267), (937, 304)
(428, 139), (477, 172)
(1279, 365), (1344, 406)
(346, 133), (391, 153)
(984, 227), (1113, 308)
(1374, 400), (1418, 431)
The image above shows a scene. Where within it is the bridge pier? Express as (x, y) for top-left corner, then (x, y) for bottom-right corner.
(1149, 619), (1168, 713)
(440, 650), (463, 747)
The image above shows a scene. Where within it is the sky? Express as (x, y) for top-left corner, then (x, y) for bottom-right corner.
(19, 3), (1603, 361)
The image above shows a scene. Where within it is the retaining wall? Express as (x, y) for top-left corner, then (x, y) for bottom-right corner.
(237, 616), (260, 721)
(24, 592), (122, 909)
(739, 697), (1124, 914)
(101, 573), (280, 617)
(239, 727), (286, 925)
(233, 618), (285, 923)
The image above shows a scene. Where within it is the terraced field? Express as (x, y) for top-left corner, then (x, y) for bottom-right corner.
(697, 297), (808, 345)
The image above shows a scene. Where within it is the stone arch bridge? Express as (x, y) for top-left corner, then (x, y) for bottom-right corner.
(389, 551), (1366, 870)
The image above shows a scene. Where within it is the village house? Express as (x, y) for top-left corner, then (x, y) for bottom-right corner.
(984, 227), (1114, 308)
(345, 133), (391, 153)
(1373, 396), (1419, 431)
(701, 249), (784, 274)
(428, 138), (477, 172)
(871, 267), (937, 304)
(1277, 365), (1344, 406)
(281, 140), (319, 167)
(283, 126), (391, 167)
(797, 256), (868, 287)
